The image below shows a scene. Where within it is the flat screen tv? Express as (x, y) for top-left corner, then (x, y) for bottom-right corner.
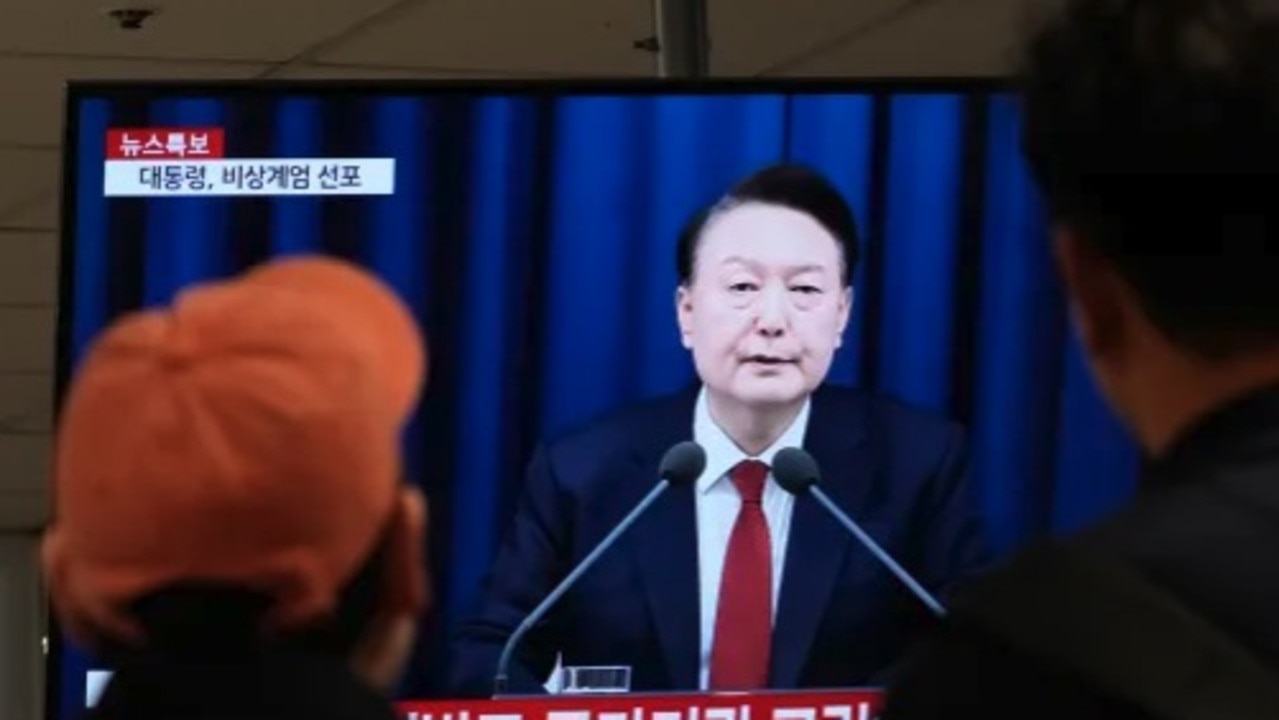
(53, 79), (1140, 719)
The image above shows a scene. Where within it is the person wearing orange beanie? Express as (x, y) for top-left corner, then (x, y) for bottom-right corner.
(43, 255), (431, 720)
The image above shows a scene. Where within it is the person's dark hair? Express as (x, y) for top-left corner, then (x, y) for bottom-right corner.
(676, 163), (860, 287)
(87, 543), (391, 715)
(1020, 0), (1279, 359)
(102, 534), (388, 666)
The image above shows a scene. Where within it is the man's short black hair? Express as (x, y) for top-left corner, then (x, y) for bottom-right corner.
(1020, 0), (1279, 358)
(676, 163), (860, 287)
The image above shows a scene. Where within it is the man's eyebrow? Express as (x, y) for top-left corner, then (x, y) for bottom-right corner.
(718, 257), (830, 275)
(786, 263), (827, 275)
(718, 255), (758, 268)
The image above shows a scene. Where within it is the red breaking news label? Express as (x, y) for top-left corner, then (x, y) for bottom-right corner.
(105, 128), (226, 160)
(396, 689), (884, 720)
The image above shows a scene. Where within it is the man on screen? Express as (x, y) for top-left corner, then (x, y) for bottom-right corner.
(447, 164), (992, 696)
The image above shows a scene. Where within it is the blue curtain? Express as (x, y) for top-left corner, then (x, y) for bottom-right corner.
(57, 87), (1140, 715)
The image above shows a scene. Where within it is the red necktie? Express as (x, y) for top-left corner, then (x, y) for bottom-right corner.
(709, 459), (772, 690)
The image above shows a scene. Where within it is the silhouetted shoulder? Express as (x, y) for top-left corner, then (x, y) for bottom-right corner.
(883, 609), (1136, 720)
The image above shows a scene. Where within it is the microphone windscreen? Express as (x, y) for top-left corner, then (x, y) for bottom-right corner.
(773, 447), (820, 495)
(659, 441), (706, 486)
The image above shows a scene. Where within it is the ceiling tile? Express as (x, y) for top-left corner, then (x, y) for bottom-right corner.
(0, 0), (402, 63)
(0, 232), (58, 306)
(0, 192), (58, 232)
(315, 0), (655, 75)
(709, 0), (912, 75)
(772, 0), (1035, 77)
(0, 488), (49, 530)
(0, 306), (56, 373)
(270, 63), (533, 80)
(0, 372), (52, 434)
(0, 56), (272, 146)
(0, 149), (58, 232)
(0, 433), (51, 498)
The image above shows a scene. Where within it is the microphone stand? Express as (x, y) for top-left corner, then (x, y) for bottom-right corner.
(493, 480), (675, 696)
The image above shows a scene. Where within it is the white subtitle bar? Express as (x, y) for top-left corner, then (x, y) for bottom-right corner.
(103, 158), (396, 197)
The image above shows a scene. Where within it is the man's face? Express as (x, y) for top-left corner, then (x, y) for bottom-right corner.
(677, 202), (852, 409)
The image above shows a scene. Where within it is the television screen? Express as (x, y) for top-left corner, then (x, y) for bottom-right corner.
(54, 80), (1140, 719)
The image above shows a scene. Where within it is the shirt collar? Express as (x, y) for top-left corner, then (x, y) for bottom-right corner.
(692, 385), (812, 494)
(1146, 381), (1279, 487)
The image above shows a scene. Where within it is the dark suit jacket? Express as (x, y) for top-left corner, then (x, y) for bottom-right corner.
(447, 384), (992, 697)
(882, 385), (1279, 720)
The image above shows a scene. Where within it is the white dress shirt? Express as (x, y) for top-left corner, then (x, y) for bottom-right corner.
(693, 386), (810, 690)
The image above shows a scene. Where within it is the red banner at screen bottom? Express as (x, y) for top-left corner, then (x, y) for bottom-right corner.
(397, 690), (883, 720)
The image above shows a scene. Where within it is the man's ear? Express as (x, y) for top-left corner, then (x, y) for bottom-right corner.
(378, 486), (429, 618)
(675, 285), (694, 350)
(1053, 228), (1126, 358)
(349, 612), (417, 693)
(349, 486), (429, 693)
(835, 286), (853, 348)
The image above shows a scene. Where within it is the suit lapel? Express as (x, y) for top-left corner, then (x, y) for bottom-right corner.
(629, 388), (701, 689)
(770, 386), (875, 688)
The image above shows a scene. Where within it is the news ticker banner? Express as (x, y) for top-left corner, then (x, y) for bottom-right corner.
(397, 690), (884, 720)
(88, 668), (880, 718)
(101, 127), (395, 197)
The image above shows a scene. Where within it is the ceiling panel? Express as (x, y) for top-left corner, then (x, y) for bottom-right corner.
(776, 0), (1040, 76)
(270, 63), (538, 80)
(315, 0), (655, 75)
(0, 192), (58, 232)
(0, 232), (58, 307)
(0, 149), (58, 231)
(0, 307), (55, 374)
(0, 434), (52, 500)
(0, 488), (49, 530)
(0, 373), (52, 434)
(0, 56), (272, 146)
(708, 0), (913, 75)
(0, 0), (404, 63)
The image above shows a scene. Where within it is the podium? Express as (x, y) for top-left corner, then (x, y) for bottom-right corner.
(397, 689), (884, 720)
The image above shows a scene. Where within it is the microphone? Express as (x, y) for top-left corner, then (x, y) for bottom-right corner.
(492, 441), (707, 697)
(772, 447), (947, 618)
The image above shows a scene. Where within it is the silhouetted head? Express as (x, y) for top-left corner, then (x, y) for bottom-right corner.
(44, 256), (432, 695)
(1020, 0), (1279, 452)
